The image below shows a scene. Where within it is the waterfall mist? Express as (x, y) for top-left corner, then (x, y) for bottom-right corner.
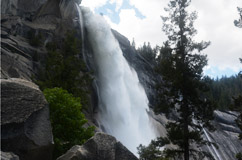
(81, 7), (156, 154)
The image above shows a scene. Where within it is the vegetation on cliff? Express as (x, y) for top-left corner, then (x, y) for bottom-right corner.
(36, 31), (94, 159)
(37, 31), (92, 106)
(44, 88), (94, 159)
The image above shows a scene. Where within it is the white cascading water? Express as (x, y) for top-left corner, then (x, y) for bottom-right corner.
(203, 128), (222, 160)
(80, 7), (156, 154)
(75, 3), (88, 69)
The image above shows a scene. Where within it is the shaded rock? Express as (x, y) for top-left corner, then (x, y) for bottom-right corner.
(1, 13), (54, 81)
(57, 132), (138, 160)
(1, 0), (19, 16)
(34, 0), (81, 36)
(1, 151), (19, 160)
(1, 0), (47, 17)
(1, 78), (53, 160)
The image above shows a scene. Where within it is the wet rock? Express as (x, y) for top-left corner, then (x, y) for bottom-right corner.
(201, 111), (242, 160)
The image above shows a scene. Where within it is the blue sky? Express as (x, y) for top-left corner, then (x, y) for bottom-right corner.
(204, 66), (239, 79)
(82, 0), (242, 79)
(94, 0), (145, 24)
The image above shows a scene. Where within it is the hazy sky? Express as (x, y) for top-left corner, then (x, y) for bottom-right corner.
(82, 0), (242, 78)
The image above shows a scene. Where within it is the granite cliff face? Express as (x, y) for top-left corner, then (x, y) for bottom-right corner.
(201, 111), (242, 160)
(1, 0), (242, 159)
(1, 0), (83, 81)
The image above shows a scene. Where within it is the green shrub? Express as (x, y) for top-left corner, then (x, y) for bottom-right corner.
(43, 88), (94, 159)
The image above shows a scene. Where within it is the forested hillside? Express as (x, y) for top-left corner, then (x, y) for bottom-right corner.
(137, 43), (242, 111)
(207, 75), (242, 110)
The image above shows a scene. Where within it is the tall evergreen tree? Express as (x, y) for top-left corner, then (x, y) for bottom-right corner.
(234, 10), (242, 159)
(137, 42), (159, 65)
(234, 7), (242, 28)
(155, 0), (215, 159)
(233, 58), (242, 160)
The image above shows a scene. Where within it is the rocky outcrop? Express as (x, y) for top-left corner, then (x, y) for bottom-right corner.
(149, 109), (242, 160)
(57, 132), (138, 160)
(1, 151), (19, 160)
(201, 111), (242, 160)
(1, 78), (53, 160)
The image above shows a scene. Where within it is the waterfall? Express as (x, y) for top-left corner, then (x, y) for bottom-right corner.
(203, 128), (222, 160)
(80, 7), (156, 155)
(75, 4), (88, 68)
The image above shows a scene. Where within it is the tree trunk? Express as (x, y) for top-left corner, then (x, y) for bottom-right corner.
(183, 103), (189, 160)
(184, 123), (189, 160)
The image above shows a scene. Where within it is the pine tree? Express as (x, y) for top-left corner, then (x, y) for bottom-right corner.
(234, 10), (242, 159)
(155, 0), (215, 159)
(137, 42), (158, 65)
(233, 59), (242, 160)
(132, 38), (136, 48)
(234, 7), (242, 28)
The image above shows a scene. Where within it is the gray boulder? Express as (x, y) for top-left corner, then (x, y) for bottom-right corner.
(57, 132), (138, 160)
(1, 78), (53, 160)
(1, 151), (19, 160)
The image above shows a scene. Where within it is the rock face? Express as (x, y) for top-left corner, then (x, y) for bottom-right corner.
(201, 111), (242, 160)
(1, 0), (48, 17)
(1, 151), (20, 160)
(1, 78), (53, 160)
(57, 132), (138, 160)
(149, 109), (242, 160)
(1, 0), (82, 81)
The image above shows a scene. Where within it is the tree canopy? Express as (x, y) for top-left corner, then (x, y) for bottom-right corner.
(234, 7), (242, 28)
(146, 0), (216, 159)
